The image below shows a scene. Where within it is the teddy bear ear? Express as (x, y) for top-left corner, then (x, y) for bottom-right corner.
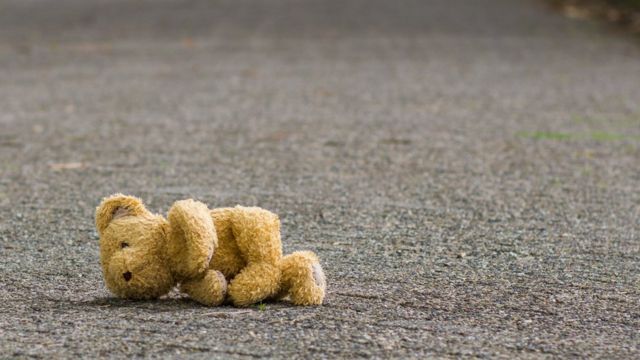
(95, 194), (148, 235)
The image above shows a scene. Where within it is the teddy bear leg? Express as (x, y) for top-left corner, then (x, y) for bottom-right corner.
(227, 262), (281, 306)
(278, 251), (326, 306)
(227, 207), (284, 306)
(180, 269), (227, 306)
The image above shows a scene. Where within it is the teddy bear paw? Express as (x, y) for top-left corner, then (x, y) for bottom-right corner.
(180, 270), (227, 306)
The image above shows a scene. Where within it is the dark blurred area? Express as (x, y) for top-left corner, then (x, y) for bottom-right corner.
(550, 0), (640, 32)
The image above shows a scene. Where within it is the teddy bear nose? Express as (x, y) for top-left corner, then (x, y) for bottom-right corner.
(123, 271), (132, 282)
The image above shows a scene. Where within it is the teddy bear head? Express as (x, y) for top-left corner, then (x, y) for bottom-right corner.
(95, 194), (217, 300)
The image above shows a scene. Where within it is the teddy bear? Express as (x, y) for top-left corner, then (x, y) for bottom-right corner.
(95, 194), (326, 307)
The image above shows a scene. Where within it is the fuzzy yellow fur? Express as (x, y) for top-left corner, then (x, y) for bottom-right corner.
(95, 194), (326, 307)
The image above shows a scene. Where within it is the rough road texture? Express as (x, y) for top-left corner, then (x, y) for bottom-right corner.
(1, 0), (639, 358)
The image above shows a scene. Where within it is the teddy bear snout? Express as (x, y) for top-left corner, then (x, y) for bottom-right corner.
(123, 271), (133, 282)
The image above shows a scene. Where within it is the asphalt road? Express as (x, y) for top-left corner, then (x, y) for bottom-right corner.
(1, 0), (639, 358)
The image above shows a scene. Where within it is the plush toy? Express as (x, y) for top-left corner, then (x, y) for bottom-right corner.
(95, 194), (326, 307)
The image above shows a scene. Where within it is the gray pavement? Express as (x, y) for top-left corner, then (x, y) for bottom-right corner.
(1, 0), (639, 358)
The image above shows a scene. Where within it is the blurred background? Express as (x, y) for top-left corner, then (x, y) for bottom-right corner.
(1, 0), (639, 358)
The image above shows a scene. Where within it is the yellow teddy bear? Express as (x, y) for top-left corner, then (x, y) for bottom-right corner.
(95, 194), (326, 307)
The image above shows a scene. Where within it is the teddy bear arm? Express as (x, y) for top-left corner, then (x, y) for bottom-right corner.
(180, 270), (227, 306)
(166, 199), (217, 280)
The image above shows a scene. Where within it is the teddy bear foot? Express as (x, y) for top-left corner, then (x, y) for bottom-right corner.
(278, 251), (326, 306)
(180, 270), (227, 306)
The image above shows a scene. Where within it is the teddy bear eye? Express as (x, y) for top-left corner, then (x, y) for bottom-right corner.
(120, 242), (129, 249)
